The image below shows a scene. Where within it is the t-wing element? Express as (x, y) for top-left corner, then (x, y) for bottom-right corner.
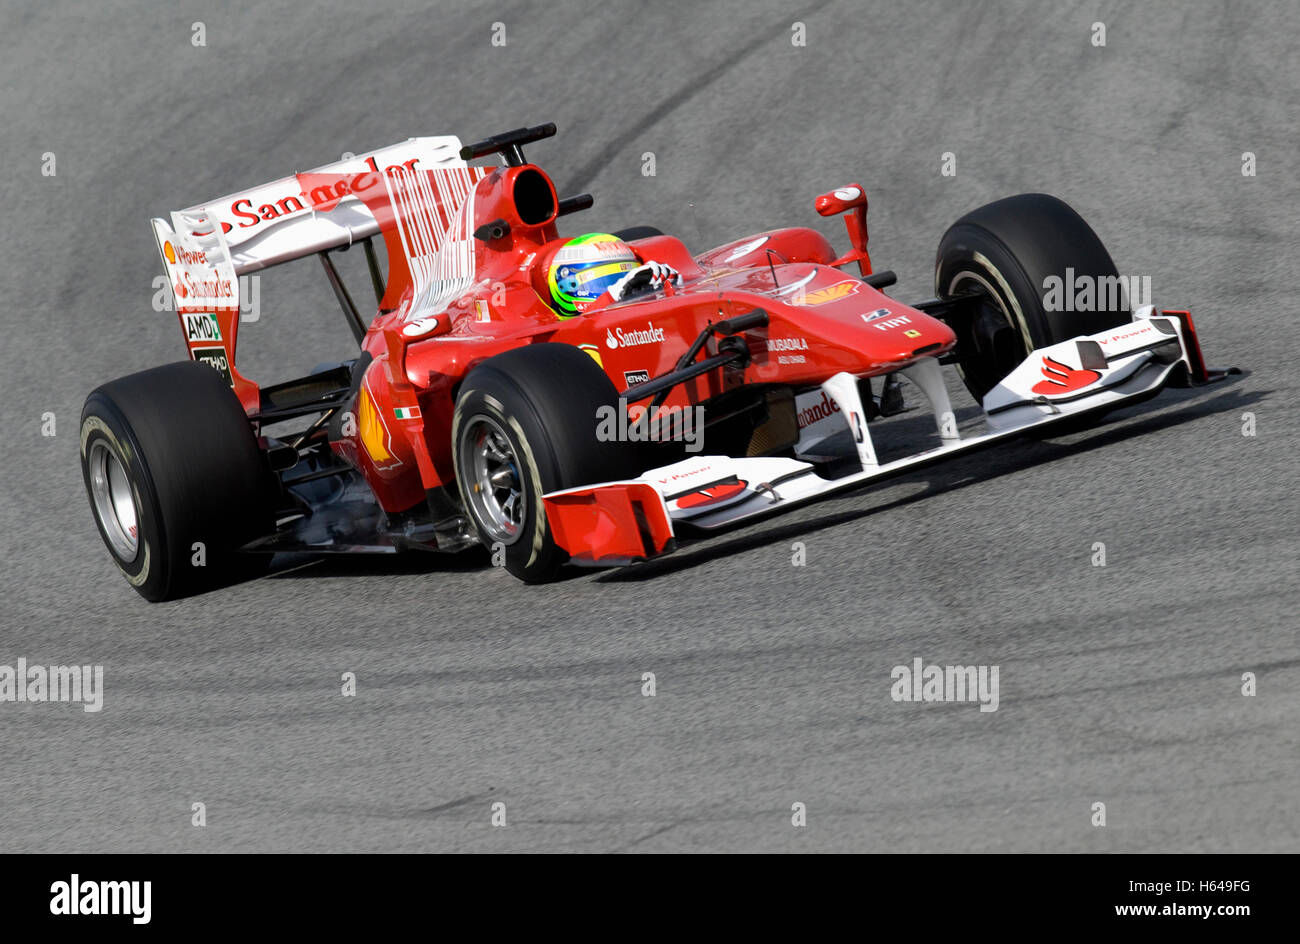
(815, 184), (872, 276)
(460, 123), (558, 167)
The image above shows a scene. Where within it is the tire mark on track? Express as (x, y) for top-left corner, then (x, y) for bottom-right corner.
(611, 820), (685, 853)
(420, 791), (494, 818)
(561, 0), (838, 194)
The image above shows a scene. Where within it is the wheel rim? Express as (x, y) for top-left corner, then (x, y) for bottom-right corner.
(89, 440), (139, 560)
(947, 270), (1028, 393)
(458, 416), (526, 544)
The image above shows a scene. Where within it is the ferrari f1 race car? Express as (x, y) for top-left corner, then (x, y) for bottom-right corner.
(81, 123), (1232, 600)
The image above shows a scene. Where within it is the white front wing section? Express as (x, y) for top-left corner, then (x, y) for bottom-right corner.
(545, 309), (1196, 543)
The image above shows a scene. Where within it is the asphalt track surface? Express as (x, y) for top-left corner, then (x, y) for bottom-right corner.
(1, 0), (1296, 853)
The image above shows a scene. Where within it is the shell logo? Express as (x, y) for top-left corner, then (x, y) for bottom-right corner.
(162, 241), (176, 264)
(792, 280), (860, 306)
(357, 383), (401, 469)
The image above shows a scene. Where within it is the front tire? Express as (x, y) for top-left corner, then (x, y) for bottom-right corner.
(936, 193), (1130, 401)
(80, 361), (275, 601)
(452, 344), (631, 582)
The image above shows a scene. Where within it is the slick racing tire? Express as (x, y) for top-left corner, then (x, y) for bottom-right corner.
(936, 193), (1130, 401)
(452, 343), (632, 583)
(80, 361), (275, 602)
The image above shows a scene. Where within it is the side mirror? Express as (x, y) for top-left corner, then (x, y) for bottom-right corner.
(814, 184), (872, 276)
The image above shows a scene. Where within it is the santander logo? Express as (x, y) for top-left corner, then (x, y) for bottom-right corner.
(195, 154), (421, 238)
(1031, 356), (1101, 395)
(606, 323), (665, 349)
(796, 390), (841, 429)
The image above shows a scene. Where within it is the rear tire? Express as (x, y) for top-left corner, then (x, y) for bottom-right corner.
(452, 344), (633, 582)
(935, 193), (1129, 401)
(80, 361), (275, 601)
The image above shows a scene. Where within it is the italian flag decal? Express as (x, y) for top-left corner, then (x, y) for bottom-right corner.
(393, 406), (421, 420)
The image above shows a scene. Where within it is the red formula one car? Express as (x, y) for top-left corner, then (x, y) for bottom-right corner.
(80, 123), (1231, 600)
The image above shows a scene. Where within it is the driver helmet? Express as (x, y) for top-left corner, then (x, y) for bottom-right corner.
(547, 233), (639, 316)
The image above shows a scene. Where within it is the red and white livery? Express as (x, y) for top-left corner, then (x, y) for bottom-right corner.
(80, 123), (1234, 599)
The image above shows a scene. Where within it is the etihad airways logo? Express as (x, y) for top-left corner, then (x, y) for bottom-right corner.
(605, 322), (666, 349)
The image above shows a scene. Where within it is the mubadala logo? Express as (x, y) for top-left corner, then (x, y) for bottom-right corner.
(605, 322), (666, 349)
(766, 337), (809, 352)
(890, 658), (999, 712)
(50, 874), (151, 925)
(182, 312), (222, 342)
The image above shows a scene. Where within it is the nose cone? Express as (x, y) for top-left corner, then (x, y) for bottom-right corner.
(765, 276), (957, 371)
(852, 304), (956, 363)
(678, 263), (957, 378)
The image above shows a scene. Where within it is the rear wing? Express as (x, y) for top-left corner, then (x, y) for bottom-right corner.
(151, 136), (490, 404)
(153, 136), (466, 277)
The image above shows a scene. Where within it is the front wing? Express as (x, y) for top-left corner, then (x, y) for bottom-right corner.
(542, 307), (1230, 566)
